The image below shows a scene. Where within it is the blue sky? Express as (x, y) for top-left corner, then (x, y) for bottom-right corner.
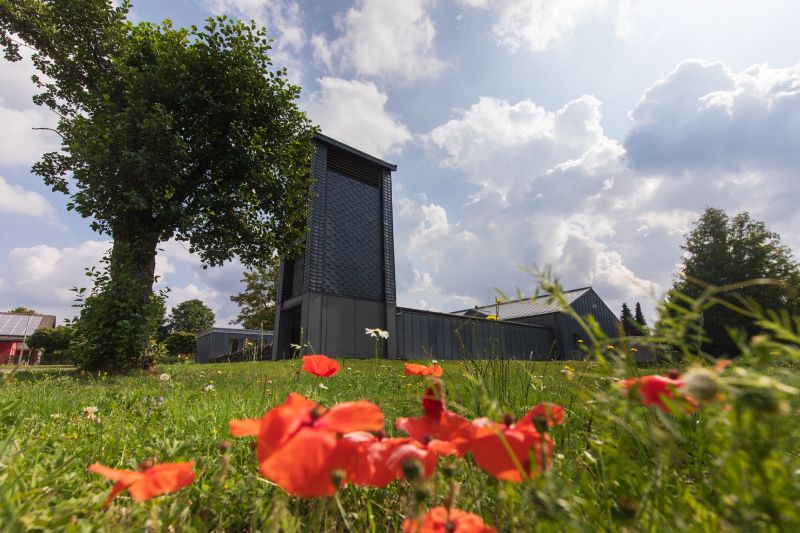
(2, 0), (800, 326)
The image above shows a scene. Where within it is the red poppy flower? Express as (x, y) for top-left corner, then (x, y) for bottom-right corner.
(620, 374), (694, 413)
(404, 362), (444, 377)
(521, 402), (565, 428)
(470, 417), (553, 482)
(330, 433), (431, 488)
(230, 393), (384, 497)
(302, 355), (340, 377)
(385, 440), (438, 481)
(89, 461), (195, 507)
(396, 382), (472, 457)
(403, 506), (496, 533)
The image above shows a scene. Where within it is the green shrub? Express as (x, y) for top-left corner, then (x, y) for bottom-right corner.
(164, 332), (196, 357)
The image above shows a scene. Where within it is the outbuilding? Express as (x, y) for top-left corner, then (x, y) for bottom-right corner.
(196, 327), (273, 363)
(0, 312), (57, 364)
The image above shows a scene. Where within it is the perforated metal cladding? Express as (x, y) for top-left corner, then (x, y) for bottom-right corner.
(322, 170), (384, 300)
(303, 144), (328, 294)
(381, 169), (397, 303)
(326, 144), (383, 187)
(291, 254), (305, 298)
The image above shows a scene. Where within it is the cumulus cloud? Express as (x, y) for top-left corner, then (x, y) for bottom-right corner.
(205, 0), (306, 83)
(426, 94), (615, 195)
(626, 60), (800, 172)
(311, 0), (444, 82)
(0, 241), (109, 320)
(398, 58), (800, 320)
(0, 51), (59, 167)
(305, 77), (411, 157)
(458, 0), (606, 52)
(0, 176), (56, 220)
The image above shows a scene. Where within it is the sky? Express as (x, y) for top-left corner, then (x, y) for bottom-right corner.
(2, 0), (800, 326)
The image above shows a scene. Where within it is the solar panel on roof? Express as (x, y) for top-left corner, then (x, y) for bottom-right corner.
(0, 314), (45, 337)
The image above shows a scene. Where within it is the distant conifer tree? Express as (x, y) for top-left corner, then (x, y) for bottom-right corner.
(620, 303), (635, 336)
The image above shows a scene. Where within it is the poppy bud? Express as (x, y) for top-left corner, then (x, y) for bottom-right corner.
(402, 457), (424, 483)
(218, 440), (232, 453)
(502, 413), (515, 428)
(440, 463), (455, 479)
(309, 405), (325, 422)
(739, 388), (788, 415)
(667, 369), (681, 380)
(413, 484), (431, 503)
(681, 369), (720, 403)
(331, 468), (346, 489)
(138, 458), (155, 471)
(532, 415), (549, 434)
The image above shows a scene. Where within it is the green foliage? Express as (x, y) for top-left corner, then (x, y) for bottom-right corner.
(0, 0), (317, 371)
(6, 307), (37, 315)
(620, 302), (635, 336)
(169, 300), (214, 335)
(27, 326), (74, 363)
(164, 331), (196, 357)
(230, 254), (280, 331)
(670, 207), (800, 356)
(1, 273), (799, 530)
(634, 301), (648, 333)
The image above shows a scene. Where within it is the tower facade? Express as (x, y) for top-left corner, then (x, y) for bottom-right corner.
(272, 134), (397, 359)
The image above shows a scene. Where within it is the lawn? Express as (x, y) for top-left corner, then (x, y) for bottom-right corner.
(1, 356), (798, 531)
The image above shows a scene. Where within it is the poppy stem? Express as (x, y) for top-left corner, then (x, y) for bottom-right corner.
(333, 492), (354, 532)
(496, 430), (528, 481)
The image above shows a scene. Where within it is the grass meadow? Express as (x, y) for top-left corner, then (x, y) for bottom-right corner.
(2, 349), (799, 531)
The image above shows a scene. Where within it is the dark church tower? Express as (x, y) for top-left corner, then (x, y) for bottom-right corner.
(272, 133), (397, 359)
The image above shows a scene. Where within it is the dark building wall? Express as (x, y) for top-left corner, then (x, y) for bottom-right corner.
(322, 170), (384, 300)
(396, 308), (556, 360)
(273, 135), (397, 360)
(197, 330), (273, 363)
(509, 289), (621, 359)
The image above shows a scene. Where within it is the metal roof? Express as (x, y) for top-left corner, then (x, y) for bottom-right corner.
(314, 132), (397, 171)
(197, 327), (274, 339)
(0, 313), (56, 340)
(451, 287), (592, 320)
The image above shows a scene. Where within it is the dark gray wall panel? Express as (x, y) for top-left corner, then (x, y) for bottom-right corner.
(324, 296), (355, 357)
(396, 308), (555, 360)
(322, 171), (383, 301)
(354, 299), (385, 357)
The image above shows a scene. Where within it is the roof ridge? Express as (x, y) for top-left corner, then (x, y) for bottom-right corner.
(469, 286), (592, 309)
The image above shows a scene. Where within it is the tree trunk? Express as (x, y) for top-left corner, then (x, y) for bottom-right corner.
(77, 229), (161, 371)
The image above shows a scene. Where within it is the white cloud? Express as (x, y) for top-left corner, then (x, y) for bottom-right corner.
(626, 59), (800, 172)
(312, 0), (444, 82)
(398, 58), (800, 321)
(1, 241), (110, 320)
(305, 77), (411, 157)
(205, 0), (306, 83)
(458, 0), (606, 52)
(426, 94), (615, 195)
(0, 176), (56, 220)
(0, 51), (60, 167)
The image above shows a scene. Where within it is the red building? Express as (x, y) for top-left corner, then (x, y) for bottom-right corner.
(0, 312), (56, 364)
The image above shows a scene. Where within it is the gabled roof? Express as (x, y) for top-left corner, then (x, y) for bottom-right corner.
(0, 313), (56, 341)
(451, 287), (593, 320)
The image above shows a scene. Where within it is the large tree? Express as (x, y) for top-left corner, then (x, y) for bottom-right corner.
(7, 307), (37, 315)
(619, 303), (635, 336)
(230, 254), (279, 330)
(1, 1), (315, 370)
(633, 302), (648, 334)
(169, 299), (215, 335)
(670, 207), (800, 356)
